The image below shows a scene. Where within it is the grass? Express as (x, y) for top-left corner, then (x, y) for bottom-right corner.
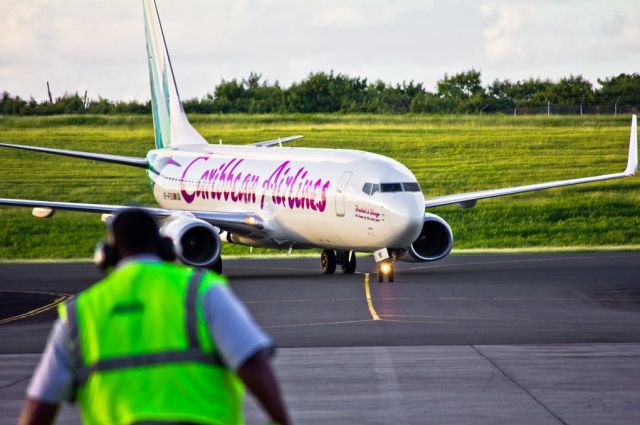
(0, 113), (638, 260)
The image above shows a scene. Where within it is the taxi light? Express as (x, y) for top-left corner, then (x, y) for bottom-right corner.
(380, 263), (392, 275)
(244, 216), (257, 225)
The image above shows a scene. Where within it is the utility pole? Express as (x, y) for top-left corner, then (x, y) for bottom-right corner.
(83, 90), (88, 109)
(614, 96), (621, 116)
(547, 101), (551, 116)
(46, 82), (53, 103)
(580, 96), (584, 117)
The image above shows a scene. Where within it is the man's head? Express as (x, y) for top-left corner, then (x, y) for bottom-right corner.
(94, 209), (176, 272)
(109, 209), (161, 259)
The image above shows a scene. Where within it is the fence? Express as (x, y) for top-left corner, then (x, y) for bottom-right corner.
(484, 103), (639, 116)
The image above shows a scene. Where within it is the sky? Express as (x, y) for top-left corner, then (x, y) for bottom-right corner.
(1, 0), (638, 101)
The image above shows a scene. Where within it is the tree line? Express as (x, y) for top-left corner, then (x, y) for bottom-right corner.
(2, 70), (640, 115)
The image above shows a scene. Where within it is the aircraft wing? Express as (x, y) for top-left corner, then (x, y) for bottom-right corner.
(0, 198), (264, 233)
(425, 114), (638, 209)
(0, 143), (147, 168)
(251, 135), (304, 147)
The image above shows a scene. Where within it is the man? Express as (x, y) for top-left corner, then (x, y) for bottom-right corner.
(19, 209), (290, 425)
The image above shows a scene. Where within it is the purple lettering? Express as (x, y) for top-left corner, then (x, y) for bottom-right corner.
(180, 156), (209, 204)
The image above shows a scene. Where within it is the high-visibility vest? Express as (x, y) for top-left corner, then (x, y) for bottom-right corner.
(58, 261), (244, 425)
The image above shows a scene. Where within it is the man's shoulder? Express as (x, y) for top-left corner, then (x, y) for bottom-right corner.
(80, 261), (187, 295)
(86, 261), (224, 293)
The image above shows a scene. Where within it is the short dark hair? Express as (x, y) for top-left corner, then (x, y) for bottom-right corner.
(110, 209), (160, 255)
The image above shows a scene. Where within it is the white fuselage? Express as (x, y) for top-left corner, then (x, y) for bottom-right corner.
(147, 145), (425, 251)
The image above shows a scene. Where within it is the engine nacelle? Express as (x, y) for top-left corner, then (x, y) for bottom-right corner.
(160, 214), (221, 268)
(397, 213), (454, 262)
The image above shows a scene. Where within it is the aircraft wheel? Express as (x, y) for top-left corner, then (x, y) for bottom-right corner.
(321, 249), (337, 274)
(342, 251), (357, 274)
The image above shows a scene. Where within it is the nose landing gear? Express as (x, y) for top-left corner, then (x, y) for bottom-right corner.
(377, 261), (395, 283)
(321, 249), (357, 274)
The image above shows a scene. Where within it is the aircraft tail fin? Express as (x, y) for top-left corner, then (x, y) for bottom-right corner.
(142, 0), (207, 149)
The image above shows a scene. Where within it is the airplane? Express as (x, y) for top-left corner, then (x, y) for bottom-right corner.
(0, 0), (637, 282)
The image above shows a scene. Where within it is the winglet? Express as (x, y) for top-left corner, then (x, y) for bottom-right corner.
(625, 114), (638, 176)
(142, 0), (207, 149)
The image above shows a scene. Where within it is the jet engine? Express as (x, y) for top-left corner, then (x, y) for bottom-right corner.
(397, 213), (453, 262)
(160, 214), (221, 268)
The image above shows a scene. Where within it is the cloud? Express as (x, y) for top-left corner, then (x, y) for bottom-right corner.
(0, 0), (637, 100)
(481, 3), (526, 61)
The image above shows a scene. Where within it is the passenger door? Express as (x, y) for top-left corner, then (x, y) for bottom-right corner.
(335, 172), (353, 217)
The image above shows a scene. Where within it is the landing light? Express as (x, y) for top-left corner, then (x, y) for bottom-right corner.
(244, 216), (257, 225)
(32, 207), (55, 218)
(380, 262), (392, 275)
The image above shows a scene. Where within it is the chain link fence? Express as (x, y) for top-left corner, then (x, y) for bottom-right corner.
(484, 103), (639, 116)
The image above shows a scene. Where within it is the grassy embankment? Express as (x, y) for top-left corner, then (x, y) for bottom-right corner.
(0, 114), (638, 260)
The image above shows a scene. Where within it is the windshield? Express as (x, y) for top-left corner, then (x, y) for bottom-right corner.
(380, 183), (403, 193)
(363, 182), (419, 195)
(402, 182), (421, 192)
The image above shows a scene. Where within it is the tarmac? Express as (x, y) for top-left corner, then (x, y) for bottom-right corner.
(1, 253), (639, 424)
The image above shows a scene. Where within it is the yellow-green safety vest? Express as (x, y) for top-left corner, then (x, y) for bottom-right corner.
(58, 261), (244, 425)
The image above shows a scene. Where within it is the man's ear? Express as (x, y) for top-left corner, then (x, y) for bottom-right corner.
(94, 240), (119, 272)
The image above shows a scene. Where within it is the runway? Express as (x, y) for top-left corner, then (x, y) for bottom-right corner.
(1, 253), (640, 424)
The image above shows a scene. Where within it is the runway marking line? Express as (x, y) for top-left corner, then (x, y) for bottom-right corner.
(402, 253), (640, 272)
(364, 273), (380, 320)
(264, 319), (375, 329)
(0, 290), (72, 326)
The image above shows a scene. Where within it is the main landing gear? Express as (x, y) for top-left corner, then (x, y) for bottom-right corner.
(321, 249), (357, 274)
(377, 261), (395, 283)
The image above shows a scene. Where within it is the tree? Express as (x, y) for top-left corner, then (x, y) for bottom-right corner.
(487, 79), (517, 110)
(410, 92), (448, 113)
(437, 70), (483, 100)
(212, 78), (248, 112)
(547, 75), (593, 105)
(437, 70), (487, 112)
(596, 73), (640, 105)
(286, 72), (342, 113)
(0, 92), (28, 114)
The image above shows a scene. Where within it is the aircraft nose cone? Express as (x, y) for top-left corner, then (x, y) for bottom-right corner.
(387, 196), (424, 247)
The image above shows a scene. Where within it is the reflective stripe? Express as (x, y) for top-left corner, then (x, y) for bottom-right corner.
(68, 268), (227, 387)
(77, 350), (225, 385)
(134, 422), (202, 425)
(65, 299), (82, 401)
(185, 269), (205, 350)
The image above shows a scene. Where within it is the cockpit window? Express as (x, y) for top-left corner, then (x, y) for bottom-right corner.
(402, 182), (421, 192)
(364, 182), (418, 195)
(380, 183), (403, 193)
(362, 183), (381, 195)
